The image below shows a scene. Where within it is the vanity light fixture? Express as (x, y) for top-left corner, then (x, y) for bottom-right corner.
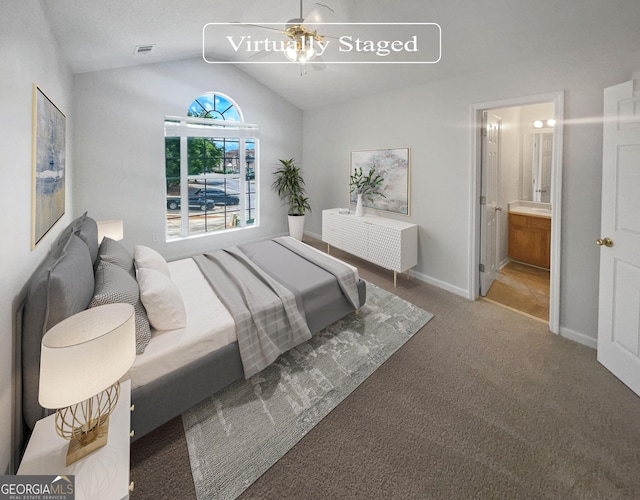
(533, 119), (556, 129)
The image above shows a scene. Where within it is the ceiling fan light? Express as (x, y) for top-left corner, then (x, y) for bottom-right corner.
(285, 46), (299, 61)
(304, 47), (317, 61)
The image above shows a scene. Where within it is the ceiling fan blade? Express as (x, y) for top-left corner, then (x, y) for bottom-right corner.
(304, 3), (335, 25)
(249, 50), (273, 60)
(232, 22), (285, 34)
(312, 57), (327, 71)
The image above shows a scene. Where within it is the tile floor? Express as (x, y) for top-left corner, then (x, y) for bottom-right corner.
(484, 261), (550, 321)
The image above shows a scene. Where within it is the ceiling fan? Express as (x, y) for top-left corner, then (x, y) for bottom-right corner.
(246, 0), (335, 68)
(282, 1), (334, 63)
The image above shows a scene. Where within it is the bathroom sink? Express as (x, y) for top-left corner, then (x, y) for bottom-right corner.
(532, 208), (552, 215)
(508, 201), (552, 218)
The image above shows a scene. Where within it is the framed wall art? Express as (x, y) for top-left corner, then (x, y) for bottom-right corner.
(32, 84), (66, 247)
(350, 148), (410, 216)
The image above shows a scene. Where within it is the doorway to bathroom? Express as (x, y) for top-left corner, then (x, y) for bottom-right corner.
(470, 92), (563, 333)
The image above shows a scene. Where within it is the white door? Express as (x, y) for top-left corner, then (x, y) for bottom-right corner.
(597, 79), (640, 397)
(480, 112), (501, 296)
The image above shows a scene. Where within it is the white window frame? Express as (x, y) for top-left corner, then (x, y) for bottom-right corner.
(164, 115), (260, 240)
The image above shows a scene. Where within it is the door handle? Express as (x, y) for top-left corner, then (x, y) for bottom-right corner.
(494, 206), (503, 211)
(596, 237), (613, 247)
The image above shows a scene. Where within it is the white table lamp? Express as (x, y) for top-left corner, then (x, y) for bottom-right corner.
(38, 303), (136, 465)
(97, 219), (124, 243)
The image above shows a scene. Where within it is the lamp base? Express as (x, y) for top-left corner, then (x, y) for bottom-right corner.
(65, 417), (110, 466)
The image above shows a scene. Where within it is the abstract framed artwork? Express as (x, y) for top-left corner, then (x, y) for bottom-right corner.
(32, 84), (66, 247)
(349, 148), (410, 216)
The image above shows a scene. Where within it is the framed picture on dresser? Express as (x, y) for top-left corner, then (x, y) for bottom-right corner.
(349, 147), (410, 216)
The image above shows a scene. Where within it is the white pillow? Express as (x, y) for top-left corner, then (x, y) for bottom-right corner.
(137, 267), (187, 330)
(134, 245), (171, 278)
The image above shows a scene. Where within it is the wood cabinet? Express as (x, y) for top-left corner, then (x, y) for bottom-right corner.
(322, 209), (418, 286)
(508, 212), (551, 269)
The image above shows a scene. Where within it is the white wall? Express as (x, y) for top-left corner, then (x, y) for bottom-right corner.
(73, 58), (303, 260)
(303, 44), (640, 342)
(0, 0), (74, 473)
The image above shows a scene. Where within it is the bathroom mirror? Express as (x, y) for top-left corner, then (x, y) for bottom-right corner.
(520, 132), (553, 203)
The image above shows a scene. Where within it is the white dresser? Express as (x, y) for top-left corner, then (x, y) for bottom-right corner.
(322, 208), (418, 286)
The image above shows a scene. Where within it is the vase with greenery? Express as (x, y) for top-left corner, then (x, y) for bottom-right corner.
(349, 165), (386, 216)
(272, 158), (311, 240)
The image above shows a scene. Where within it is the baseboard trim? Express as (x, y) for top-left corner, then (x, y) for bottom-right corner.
(304, 230), (322, 241)
(304, 232), (469, 299)
(560, 326), (597, 350)
(410, 270), (469, 299)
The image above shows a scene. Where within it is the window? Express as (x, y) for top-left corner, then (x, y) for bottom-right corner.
(165, 93), (259, 240)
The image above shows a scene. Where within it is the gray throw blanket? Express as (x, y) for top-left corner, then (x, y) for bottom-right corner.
(273, 236), (361, 309)
(193, 247), (311, 379)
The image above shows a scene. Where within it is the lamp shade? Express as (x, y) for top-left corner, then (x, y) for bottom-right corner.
(97, 219), (124, 242)
(39, 303), (136, 409)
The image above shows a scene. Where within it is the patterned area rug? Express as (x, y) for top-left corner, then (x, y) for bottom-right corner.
(182, 281), (433, 500)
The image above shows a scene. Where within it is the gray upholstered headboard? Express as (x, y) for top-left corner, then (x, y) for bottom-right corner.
(20, 213), (99, 432)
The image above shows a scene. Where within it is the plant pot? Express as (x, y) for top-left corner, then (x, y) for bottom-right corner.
(355, 194), (364, 216)
(288, 214), (305, 241)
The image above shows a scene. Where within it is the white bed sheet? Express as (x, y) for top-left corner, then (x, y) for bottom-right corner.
(125, 242), (356, 390)
(126, 257), (236, 390)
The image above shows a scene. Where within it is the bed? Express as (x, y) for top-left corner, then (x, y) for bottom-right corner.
(19, 213), (366, 444)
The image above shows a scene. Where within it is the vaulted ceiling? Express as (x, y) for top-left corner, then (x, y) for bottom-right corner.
(42, 0), (640, 110)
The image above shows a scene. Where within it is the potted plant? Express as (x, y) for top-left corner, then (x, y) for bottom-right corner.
(349, 165), (386, 216)
(272, 158), (311, 240)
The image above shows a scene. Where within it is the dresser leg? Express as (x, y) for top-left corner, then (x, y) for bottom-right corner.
(394, 271), (397, 288)
(327, 243), (331, 254)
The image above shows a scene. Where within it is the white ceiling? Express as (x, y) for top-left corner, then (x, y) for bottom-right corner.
(42, 0), (640, 110)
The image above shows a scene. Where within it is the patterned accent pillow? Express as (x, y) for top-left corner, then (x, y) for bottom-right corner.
(90, 261), (151, 353)
(98, 236), (135, 276)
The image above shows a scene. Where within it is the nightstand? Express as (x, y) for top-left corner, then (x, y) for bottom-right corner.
(18, 379), (134, 500)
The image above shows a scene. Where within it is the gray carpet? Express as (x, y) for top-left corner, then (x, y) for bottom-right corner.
(130, 237), (640, 500)
(181, 282), (433, 499)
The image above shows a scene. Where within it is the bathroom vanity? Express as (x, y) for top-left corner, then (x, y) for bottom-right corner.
(508, 202), (552, 269)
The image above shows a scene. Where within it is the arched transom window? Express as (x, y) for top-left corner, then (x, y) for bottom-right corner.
(187, 93), (243, 122)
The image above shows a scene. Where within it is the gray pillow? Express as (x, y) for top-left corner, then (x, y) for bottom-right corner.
(90, 261), (151, 353)
(44, 233), (96, 332)
(22, 232), (95, 430)
(98, 236), (135, 277)
(57, 212), (99, 265)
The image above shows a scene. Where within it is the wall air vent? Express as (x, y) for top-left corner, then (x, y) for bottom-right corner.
(134, 44), (155, 54)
